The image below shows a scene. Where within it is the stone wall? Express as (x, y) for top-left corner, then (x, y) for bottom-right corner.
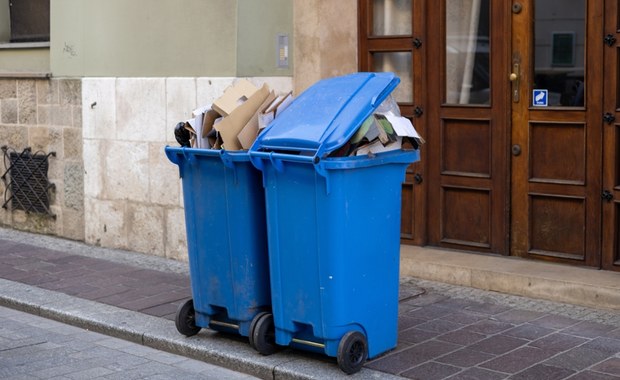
(82, 77), (293, 261)
(0, 78), (84, 240)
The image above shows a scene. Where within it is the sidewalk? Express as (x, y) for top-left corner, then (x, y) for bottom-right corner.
(1, 227), (619, 380)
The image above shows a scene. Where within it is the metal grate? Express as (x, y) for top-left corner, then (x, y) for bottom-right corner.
(1, 147), (56, 217)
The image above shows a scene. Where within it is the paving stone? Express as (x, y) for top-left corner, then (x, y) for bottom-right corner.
(530, 315), (581, 330)
(529, 333), (589, 352)
(366, 340), (461, 373)
(581, 337), (620, 355)
(510, 364), (575, 380)
(464, 319), (515, 335)
(479, 346), (556, 374)
(463, 302), (512, 315)
(436, 329), (487, 346)
(407, 305), (455, 320)
(441, 311), (490, 325)
(445, 367), (508, 380)
(608, 329), (620, 340)
(401, 361), (461, 380)
(436, 348), (495, 367)
(469, 335), (529, 355)
(503, 323), (556, 341)
(398, 315), (426, 330)
(399, 327), (441, 344)
(543, 346), (611, 371)
(417, 318), (467, 334)
(561, 321), (619, 339)
(566, 371), (620, 380)
(591, 358), (620, 377)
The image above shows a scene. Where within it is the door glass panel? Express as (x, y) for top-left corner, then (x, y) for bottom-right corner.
(534, 0), (585, 107)
(373, 52), (413, 102)
(445, 0), (490, 105)
(372, 0), (412, 36)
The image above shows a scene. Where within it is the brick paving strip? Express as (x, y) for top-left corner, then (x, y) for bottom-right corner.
(0, 239), (191, 320)
(1, 235), (620, 379)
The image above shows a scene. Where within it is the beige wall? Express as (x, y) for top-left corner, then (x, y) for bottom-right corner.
(51, 0), (237, 77)
(293, 0), (358, 94)
(50, 0), (293, 78)
(0, 48), (50, 74)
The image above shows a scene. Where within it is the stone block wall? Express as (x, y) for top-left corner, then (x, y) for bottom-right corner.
(0, 78), (84, 240)
(82, 77), (292, 261)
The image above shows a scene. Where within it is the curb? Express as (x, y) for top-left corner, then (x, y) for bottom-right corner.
(0, 278), (403, 380)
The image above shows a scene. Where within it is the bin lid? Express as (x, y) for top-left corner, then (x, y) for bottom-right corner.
(250, 72), (400, 158)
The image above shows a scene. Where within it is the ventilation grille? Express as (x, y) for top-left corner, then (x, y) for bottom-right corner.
(2, 147), (56, 217)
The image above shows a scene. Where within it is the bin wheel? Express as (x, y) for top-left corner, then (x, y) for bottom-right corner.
(337, 331), (368, 375)
(175, 299), (201, 337)
(251, 313), (278, 355)
(248, 312), (270, 347)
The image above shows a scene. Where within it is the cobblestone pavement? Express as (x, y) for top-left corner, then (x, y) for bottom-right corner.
(370, 278), (620, 379)
(0, 306), (258, 380)
(0, 229), (619, 379)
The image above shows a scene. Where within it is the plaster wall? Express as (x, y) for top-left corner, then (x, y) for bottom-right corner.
(293, 0), (358, 94)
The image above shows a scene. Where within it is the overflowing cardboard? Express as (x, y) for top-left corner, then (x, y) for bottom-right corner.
(212, 79), (259, 117)
(214, 84), (271, 151)
(238, 91), (278, 150)
(258, 92), (294, 130)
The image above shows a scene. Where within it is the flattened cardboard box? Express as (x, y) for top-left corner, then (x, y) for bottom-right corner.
(238, 91), (277, 150)
(215, 84), (271, 150)
(212, 79), (259, 117)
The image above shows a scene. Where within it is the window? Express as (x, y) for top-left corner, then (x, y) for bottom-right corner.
(8, 0), (50, 43)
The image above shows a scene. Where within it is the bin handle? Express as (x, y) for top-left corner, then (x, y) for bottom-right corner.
(268, 152), (285, 172)
(219, 150), (235, 169)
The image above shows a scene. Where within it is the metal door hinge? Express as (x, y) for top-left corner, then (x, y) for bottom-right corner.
(604, 34), (617, 47)
(604, 113), (616, 125)
(602, 190), (614, 203)
(414, 173), (423, 184)
(413, 38), (422, 49)
(414, 106), (424, 118)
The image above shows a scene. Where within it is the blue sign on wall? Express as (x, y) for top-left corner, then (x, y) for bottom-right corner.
(533, 89), (548, 107)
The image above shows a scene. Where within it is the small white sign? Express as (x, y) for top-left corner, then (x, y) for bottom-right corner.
(533, 89), (548, 107)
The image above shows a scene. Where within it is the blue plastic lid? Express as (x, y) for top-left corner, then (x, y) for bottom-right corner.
(250, 72), (400, 158)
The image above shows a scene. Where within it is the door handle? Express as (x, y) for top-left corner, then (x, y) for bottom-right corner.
(510, 61), (520, 103)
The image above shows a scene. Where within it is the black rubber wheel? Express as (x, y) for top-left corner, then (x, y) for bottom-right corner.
(251, 313), (278, 355)
(175, 299), (201, 337)
(337, 331), (368, 374)
(248, 312), (269, 347)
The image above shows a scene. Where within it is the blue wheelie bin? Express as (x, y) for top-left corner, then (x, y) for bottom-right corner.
(165, 148), (273, 349)
(248, 72), (420, 373)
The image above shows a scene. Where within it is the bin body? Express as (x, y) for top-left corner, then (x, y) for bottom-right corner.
(257, 150), (417, 358)
(165, 147), (270, 337)
(250, 71), (420, 360)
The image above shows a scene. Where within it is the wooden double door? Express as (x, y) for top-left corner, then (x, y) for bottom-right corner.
(359, 0), (620, 270)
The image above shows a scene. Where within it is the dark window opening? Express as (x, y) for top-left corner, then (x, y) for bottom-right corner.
(2, 147), (55, 217)
(9, 0), (50, 43)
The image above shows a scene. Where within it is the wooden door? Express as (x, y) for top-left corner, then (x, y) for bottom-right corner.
(511, 0), (603, 266)
(359, 0), (428, 245)
(425, 0), (511, 254)
(602, 0), (620, 271)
